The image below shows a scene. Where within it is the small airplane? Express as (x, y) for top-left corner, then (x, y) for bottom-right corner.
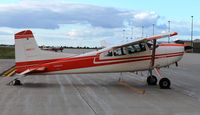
(10, 30), (184, 89)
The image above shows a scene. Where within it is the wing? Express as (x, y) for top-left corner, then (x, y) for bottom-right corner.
(144, 32), (177, 41)
(113, 32), (178, 48)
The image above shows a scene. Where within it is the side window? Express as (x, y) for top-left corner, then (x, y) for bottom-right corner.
(134, 44), (141, 52)
(104, 50), (113, 57)
(113, 48), (122, 56)
(139, 43), (146, 51)
(113, 47), (127, 56)
(127, 45), (136, 54)
(127, 43), (146, 54)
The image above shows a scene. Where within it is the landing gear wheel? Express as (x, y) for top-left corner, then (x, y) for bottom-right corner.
(159, 78), (171, 89)
(13, 79), (22, 86)
(147, 75), (157, 85)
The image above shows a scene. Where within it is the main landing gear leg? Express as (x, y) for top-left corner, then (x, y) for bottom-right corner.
(118, 72), (123, 82)
(154, 68), (171, 89)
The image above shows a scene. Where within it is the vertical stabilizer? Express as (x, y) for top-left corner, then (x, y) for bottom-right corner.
(15, 30), (40, 62)
(15, 30), (76, 73)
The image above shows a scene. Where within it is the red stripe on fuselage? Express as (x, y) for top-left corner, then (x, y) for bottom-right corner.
(16, 56), (95, 67)
(159, 44), (185, 46)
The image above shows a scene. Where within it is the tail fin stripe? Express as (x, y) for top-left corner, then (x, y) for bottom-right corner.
(15, 30), (34, 39)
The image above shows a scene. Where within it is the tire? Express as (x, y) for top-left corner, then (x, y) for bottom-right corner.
(13, 79), (22, 86)
(159, 78), (171, 89)
(147, 75), (157, 85)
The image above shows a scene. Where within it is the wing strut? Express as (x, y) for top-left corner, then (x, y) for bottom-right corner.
(148, 39), (157, 80)
(150, 39), (157, 69)
(147, 39), (157, 84)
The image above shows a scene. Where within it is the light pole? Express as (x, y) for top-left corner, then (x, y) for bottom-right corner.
(130, 20), (134, 39)
(142, 26), (144, 38)
(131, 26), (133, 39)
(123, 29), (125, 39)
(153, 24), (155, 35)
(191, 16), (194, 52)
(168, 21), (171, 43)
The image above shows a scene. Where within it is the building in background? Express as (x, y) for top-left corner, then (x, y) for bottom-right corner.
(193, 39), (200, 53)
(175, 39), (200, 53)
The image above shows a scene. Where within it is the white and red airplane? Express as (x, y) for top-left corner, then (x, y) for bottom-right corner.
(10, 30), (184, 89)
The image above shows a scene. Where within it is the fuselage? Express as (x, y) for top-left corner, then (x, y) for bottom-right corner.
(16, 43), (184, 75)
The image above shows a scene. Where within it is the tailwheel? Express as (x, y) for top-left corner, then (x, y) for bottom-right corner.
(8, 79), (22, 86)
(14, 79), (22, 86)
(159, 78), (171, 89)
(147, 75), (157, 85)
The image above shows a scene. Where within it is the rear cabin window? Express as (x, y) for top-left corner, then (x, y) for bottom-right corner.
(104, 50), (113, 57)
(113, 47), (127, 56)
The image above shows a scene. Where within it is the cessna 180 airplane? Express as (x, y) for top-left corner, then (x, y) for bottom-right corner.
(10, 30), (184, 89)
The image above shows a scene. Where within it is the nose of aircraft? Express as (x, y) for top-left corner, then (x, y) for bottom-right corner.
(173, 44), (185, 65)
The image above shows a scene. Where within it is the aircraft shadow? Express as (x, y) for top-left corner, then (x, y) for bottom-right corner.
(21, 81), (147, 89)
(22, 82), (60, 88)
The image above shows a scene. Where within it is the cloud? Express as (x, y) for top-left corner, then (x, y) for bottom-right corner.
(132, 11), (160, 27)
(0, 31), (12, 35)
(169, 20), (200, 36)
(65, 27), (114, 39)
(0, 2), (125, 29)
(0, 1), (161, 29)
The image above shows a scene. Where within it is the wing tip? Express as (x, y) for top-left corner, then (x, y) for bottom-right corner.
(170, 32), (178, 36)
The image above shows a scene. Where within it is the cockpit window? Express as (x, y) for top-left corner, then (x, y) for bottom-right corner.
(147, 42), (153, 48)
(146, 42), (159, 50)
(127, 45), (136, 54)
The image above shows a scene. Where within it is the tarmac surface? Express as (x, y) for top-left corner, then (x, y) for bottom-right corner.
(63, 48), (98, 54)
(0, 59), (15, 74)
(0, 53), (200, 115)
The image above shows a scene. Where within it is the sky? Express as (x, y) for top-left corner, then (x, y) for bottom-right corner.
(0, 0), (199, 47)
